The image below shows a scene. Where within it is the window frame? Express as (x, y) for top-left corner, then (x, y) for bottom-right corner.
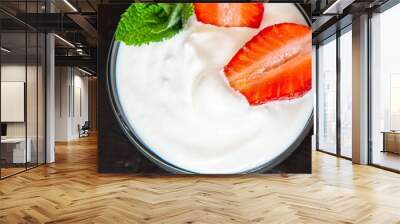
(315, 24), (353, 160)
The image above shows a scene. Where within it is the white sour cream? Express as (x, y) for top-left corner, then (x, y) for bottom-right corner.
(115, 3), (313, 174)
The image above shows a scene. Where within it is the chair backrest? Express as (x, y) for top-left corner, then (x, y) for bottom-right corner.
(82, 121), (90, 129)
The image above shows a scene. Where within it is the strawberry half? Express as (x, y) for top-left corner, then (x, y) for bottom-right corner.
(224, 23), (312, 106)
(193, 3), (264, 28)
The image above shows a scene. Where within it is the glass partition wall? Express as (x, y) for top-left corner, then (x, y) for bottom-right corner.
(316, 26), (353, 159)
(0, 31), (27, 177)
(0, 2), (46, 179)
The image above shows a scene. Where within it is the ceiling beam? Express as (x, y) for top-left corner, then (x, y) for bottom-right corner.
(322, 0), (356, 15)
(52, 0), (98, 40)
(9, 13), (83, 32)
(67, 13), (98, 39)
(55, 55), (96, 72)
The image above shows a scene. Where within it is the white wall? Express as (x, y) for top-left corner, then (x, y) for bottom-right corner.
(55, 66), (70, 141)
(55, 67), (89, 141)
(73, 73), (89, 138)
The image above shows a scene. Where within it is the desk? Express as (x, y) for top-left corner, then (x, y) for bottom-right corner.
(1, 138), (31, 163)
(382, 131), (400, 154)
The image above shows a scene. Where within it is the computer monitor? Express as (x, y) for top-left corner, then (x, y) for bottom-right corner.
(1, 123), (7, 137)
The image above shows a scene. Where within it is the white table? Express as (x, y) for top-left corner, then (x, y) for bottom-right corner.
(1, 138), (31, 163)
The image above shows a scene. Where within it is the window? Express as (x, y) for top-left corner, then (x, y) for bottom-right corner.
(390, 74), (400, 130)
(339, 28), (352, 158)
(370, 2), (400, 171)
(316, 25), (353, 159)
(317, 36), (337, 154)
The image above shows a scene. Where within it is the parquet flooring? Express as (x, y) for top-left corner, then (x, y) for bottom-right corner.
(1, 134), (400, 224)
(1, 167), (26, 178)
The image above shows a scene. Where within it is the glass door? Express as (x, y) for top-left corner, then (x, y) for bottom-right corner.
(317, 36), (337, 155)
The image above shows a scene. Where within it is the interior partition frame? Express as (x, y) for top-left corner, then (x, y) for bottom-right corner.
(0, 0), (48, 180)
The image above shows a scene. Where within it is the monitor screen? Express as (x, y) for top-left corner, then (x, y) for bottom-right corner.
(1, 123), (7, 137)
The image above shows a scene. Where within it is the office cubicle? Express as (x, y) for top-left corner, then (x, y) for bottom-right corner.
(0, 1), (46, 179)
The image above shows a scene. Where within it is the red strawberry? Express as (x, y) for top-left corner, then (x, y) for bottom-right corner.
(193, 3), (264, 28)
(224, 23), (312, 106)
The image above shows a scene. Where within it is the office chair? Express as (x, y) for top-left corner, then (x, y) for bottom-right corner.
(79, 121), (90, 138)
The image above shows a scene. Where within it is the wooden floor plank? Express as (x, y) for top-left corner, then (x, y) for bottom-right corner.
(0, 135), (400, 223)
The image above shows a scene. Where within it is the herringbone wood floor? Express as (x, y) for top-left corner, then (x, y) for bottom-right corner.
(1, 135), (400, 224)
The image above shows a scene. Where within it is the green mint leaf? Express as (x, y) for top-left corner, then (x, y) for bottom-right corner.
(115, 3), (194, 46)
(182, 3), (194, 24)
(157, 3), (174, 15)
(151, 4), (184, 34)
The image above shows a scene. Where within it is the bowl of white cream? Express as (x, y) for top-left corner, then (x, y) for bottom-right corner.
(107, 3), (313, 174)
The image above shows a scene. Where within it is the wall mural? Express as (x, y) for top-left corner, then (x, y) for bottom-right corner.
(98, 2), (313, 174)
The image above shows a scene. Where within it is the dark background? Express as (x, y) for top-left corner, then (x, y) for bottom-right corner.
(97, 3), (312, 174)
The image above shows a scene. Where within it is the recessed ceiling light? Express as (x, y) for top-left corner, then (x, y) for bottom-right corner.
(1, 47), (11, 53)
(63, 0), (78, 12)
(77, 67), (93, 76)
(54, 34), (75, 48)
(322, 0), (355, 15)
